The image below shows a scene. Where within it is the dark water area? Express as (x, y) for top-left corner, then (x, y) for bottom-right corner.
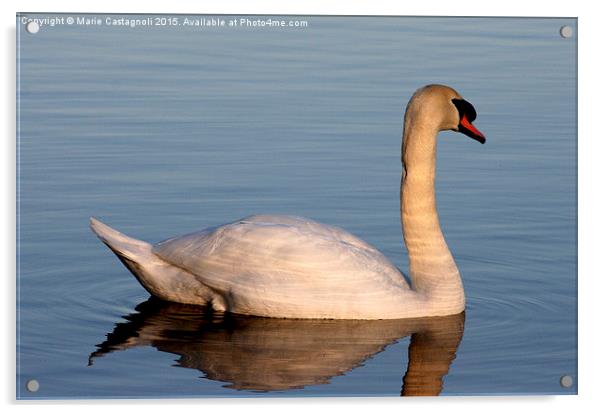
(17, 15), (577, 398)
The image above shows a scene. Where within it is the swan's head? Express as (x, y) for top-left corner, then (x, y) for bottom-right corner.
(407, 84), (486, 144)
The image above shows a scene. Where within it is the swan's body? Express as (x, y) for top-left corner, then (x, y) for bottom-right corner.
(91, 214), (417, 319)
(91, 84), (485, 320)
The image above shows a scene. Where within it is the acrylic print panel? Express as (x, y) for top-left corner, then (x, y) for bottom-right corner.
(16, 14), (577, 399)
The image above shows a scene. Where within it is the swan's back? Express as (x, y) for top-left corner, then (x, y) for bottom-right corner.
(152, 215), (410, 318)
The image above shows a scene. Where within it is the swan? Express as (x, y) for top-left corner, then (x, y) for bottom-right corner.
(90, 84), (485, 320)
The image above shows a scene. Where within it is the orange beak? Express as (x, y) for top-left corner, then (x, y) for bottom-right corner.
(460, 115), (486, 144)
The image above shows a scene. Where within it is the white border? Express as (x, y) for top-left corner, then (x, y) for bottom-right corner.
(3, 1), (600, 412)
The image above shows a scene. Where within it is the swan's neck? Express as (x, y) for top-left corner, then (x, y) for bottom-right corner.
(400, 117), (464, 312)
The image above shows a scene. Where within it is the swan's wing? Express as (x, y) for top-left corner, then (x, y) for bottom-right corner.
(237, 215), (381, 253)
(152, 215), (409, 317)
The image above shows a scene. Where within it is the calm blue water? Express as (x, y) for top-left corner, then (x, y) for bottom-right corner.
(16, 14), (577, 398)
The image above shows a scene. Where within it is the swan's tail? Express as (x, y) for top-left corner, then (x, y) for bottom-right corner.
(89, 217), (215, 305)
(90, 217), (151, 262)
(90, 216), (164, 298)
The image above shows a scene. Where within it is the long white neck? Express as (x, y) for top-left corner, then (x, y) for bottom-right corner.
(400, 114), (464, 312)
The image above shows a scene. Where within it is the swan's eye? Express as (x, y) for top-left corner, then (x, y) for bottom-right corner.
(451, 98), (477, 123)
(451, 98), (485, 144)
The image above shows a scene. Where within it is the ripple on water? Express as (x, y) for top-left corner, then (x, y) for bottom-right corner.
(465, 291), (559, 345)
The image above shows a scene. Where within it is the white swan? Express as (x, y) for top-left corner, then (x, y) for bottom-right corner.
(90, 84), (485, 320)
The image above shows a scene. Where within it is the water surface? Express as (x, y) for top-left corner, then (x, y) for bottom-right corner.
(17, 14), (577, 398)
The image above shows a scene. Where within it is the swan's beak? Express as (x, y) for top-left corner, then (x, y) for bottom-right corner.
(459, 115), (486, 144)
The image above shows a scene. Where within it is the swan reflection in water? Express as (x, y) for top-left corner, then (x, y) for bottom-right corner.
(89, 298), (464, 396)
